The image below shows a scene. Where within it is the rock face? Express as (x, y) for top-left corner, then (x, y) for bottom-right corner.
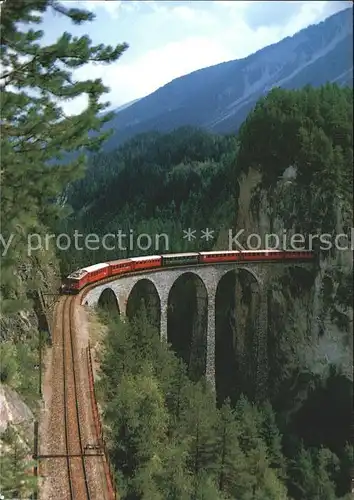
(102, 7), (353, 151)
(0, 247), (60, 342)
(234, 167), (353, 386)
(0, 384), (34, 435)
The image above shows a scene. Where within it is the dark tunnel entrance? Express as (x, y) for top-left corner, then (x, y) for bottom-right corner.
(215, 269), (260, 406)
(126, 279), (161, 333)
(167, 272), (208, 382)
(97, 288), (120, 316)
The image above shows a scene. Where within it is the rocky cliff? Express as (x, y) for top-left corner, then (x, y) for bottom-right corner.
(230, 166), (352, 410)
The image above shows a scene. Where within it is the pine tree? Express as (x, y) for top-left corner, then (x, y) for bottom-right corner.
(107, 366), (169, 495)
(234, 395), (289, 498)
(289, 444), (339, 500)
(260, 401), (287, 479)
(0, 426), (37, 498)
(155, 442), (194, 500)
(0, 0), (128, 309)
(176, 381), (219, 494)
(165, 358), (189, 432)
(214, 399), (252, 498)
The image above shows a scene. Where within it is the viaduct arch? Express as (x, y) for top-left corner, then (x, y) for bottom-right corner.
(167, 272), (208, 382)
(84, 262), (315, 400)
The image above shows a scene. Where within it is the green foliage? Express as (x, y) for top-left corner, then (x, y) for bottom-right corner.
(0, 0), (128, 308)
(98, 313), (293, 499)
(0, 7), (127, 496)
(0, 342), (19, 385)
(97, 310), (352, 499)
(0, 425), (37, 499)
(288, 444), (341, 500)
(0, 332), (41, 409)
(58, 127), (238, 272)
(214, 400), (253, 498)
(237, 84), (353, 235)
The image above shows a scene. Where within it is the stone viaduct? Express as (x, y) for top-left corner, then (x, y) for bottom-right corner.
(83, 261), (315, 399)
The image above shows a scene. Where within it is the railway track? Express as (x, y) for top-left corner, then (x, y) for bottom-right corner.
(40, 294), (111, 500)
(62, 295), (90, 499)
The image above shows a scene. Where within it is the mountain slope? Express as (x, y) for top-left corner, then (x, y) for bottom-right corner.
(104, 7), (353, 150)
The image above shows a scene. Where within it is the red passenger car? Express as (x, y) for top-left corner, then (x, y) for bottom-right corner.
(199, 249), (314, 264)
(238, 250), (314, 261)
(281, 250), (314, 260)
(239, 250), (281, 261)
(107, 259), (133, 277)
(130, 255), (162, 271)
(199, 251), (240, 264)
(85, 263), (110, 284)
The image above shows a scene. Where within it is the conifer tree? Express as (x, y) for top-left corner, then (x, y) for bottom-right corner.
(154, 442), (194, 499)
(0, 426), (37, 498)
(177, 382), (218, 489)
(0, 0), (128, 308)
(289, 444), (339, 500)
(107, 366), (168, 494)
(260, 401), (287, 478)
(214, 399), (252, 498)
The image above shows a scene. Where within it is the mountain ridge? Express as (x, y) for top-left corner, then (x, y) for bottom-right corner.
(103, 7), (353, 150)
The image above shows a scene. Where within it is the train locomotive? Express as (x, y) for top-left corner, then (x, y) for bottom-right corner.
(61, 250), (314, 294)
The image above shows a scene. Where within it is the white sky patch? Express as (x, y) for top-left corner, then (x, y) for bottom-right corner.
(63, 0), (141, 18)
(171, 6), (197, 22)
(283, 1), (333, 34)
(214, 1), (253, 9)
(62, 35), (234, 115)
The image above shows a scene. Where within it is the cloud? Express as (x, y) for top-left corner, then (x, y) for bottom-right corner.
(62, 34), (233, 116)
(64, 0), (141, 19)
(171, 6), (196, 22)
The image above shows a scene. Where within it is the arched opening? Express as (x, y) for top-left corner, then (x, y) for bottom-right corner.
(215, 269), (260, 405)
(167, 272), (208, 382)
(97, 288), (120, 316)
(126, 279), (161, 333)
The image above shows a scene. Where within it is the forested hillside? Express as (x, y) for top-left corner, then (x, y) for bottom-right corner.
(97, 308), (353, 500)
(64, 84), (353, 271)
(61, 127), (238, 272)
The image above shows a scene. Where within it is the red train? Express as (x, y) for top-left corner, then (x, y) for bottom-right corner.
(61, 249), (314, 294)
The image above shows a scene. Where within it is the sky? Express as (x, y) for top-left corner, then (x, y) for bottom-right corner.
(38, 0), (352, 113)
